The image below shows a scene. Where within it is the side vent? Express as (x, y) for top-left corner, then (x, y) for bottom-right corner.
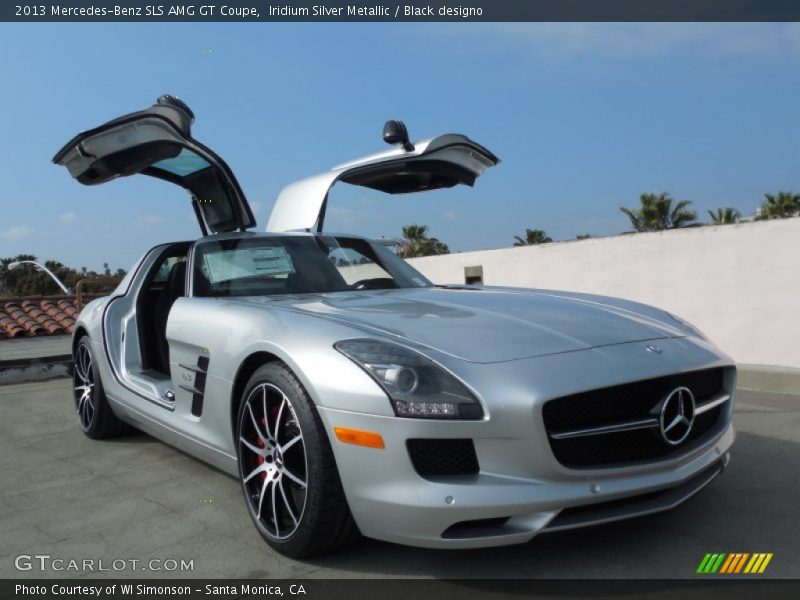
(179, 355), (210, 417)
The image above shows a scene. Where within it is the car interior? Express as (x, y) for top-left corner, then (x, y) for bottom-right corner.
(192, 236), (398, 298)
(133, 236), (405, 377)
(137, 242), (192, 376)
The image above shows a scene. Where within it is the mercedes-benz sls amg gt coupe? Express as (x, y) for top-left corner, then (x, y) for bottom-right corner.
(55, 96), (735, 557)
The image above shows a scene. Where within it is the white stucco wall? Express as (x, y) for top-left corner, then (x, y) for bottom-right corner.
(408, 218), (800, 369)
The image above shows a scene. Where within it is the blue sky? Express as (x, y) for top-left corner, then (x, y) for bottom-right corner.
(0, 23), (798, 271)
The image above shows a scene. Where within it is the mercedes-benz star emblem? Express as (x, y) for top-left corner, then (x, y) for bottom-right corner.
(659, 386), (696, 445)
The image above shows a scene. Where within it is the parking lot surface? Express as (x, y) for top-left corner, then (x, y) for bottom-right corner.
(0, 379), (797, 579)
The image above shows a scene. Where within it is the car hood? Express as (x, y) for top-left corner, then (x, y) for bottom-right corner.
(238, 286), (688, 364)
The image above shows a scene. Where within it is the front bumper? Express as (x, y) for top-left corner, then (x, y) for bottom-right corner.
(320, 403), (734, 548)
(316, 337), (736, 549)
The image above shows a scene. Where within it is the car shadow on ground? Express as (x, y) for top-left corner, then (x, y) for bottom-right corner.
(105, 431), (158, 444)
(301, 428), (798, 578)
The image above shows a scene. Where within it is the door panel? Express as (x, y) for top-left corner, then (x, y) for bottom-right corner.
(53, 95), (255, 234)
(266, 131), (499, 233)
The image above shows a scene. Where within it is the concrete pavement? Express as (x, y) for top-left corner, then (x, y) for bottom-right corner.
(0, 379), (798, 579)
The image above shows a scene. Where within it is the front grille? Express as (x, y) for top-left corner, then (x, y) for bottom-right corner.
(542, 368), (729, 469)
(407, 439), (479, 477)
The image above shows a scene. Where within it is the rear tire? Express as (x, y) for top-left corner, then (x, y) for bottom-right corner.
(236, 362), (359, 558)
(73, 336), (129, 439)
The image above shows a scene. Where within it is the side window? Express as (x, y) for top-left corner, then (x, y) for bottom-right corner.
(328, 246), (391, 285)
(152, 255), (186, 284)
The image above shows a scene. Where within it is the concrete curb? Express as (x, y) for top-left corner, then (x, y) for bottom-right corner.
(0, 354), (72, 386)
(738, 364), (800, 396)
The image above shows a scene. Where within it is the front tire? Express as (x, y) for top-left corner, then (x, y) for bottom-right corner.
(236, 362), (359, 558)
(72, 336), (128, 439)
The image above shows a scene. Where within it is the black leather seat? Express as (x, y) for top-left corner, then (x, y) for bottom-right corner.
(153, 261), (186, 374)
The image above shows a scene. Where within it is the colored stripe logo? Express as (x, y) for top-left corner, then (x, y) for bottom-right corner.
(697, 553), (773, 574)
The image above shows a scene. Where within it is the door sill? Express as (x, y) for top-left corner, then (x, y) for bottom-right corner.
(125, 369), (176, 410)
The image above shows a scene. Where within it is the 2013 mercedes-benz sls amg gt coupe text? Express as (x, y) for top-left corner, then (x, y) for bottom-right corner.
(55, 96), (735, 557)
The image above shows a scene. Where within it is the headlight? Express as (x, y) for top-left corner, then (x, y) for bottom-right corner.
(334, 339), (483, 420)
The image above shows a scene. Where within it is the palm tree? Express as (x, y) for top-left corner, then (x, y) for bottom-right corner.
(396, 224), (450, 258)
(756, 192), (800, 220)
(513, 229), (553, 246)
(707, 207), (741, 225)
(620, 193), (697, 232)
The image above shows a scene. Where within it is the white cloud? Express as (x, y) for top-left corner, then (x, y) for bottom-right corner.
(250, 201), (264, 216)
(442, 210), (459, 221)
(0, 226), (35, 241)
(136, 214), (163, 225)
(59, 211), (77, 223)
(427, 23), (800, 63)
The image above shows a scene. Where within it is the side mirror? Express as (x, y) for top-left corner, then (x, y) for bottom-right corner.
(382, 120), (415, 152)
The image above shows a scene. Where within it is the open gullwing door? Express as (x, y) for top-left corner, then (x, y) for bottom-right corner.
(266, 120), (499, 233)
(53, 95), (255, 235)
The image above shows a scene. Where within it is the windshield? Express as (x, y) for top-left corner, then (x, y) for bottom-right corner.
(193, 235), (432, 297)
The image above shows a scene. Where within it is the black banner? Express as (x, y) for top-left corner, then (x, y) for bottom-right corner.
(3, 580), (800, 600)
(3, 0), (800, 23)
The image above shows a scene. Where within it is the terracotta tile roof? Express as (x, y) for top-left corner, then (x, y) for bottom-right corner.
(0, 295), (102, 339)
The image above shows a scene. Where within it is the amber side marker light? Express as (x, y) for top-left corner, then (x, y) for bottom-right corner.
(334, 427), (385, 449)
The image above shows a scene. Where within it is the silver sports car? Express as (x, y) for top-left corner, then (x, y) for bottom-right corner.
(55, 96), (735, 557)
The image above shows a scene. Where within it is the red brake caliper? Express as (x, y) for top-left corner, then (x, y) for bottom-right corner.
(257, 418), (267, 481)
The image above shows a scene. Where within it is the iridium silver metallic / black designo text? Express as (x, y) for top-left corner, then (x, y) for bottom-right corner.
(54, 96), (736, 557)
